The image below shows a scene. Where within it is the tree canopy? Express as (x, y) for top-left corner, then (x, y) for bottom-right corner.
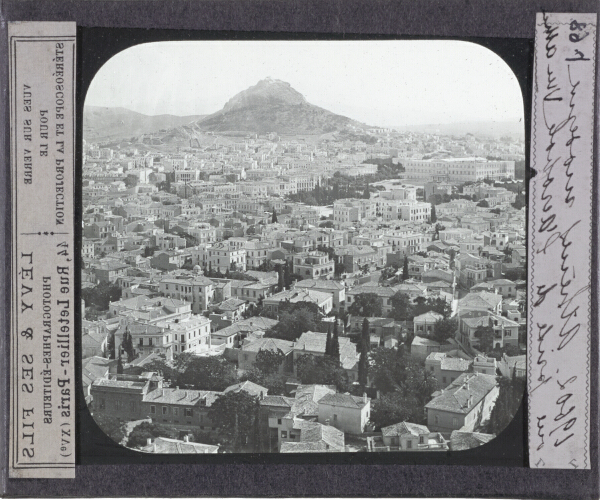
(177, 356), (237, 391)
(295, 354), (349, 393)
(208, 390), (259, 452)
(348, 293), (383, 318)
(432, 317), (458, 344)
(265, 303), (319, 341)
(254, 348), (285, 375)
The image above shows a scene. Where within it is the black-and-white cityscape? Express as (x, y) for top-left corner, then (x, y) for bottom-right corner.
(81, 41), (526, 454)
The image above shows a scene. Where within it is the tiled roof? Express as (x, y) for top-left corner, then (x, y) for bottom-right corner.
(449, 430), (494, 451)
(412, 336), (441, 347)
(294, 279), (346, 291)
(294, 331), (352, 354)
(318, 393), (368, 409)
(425, 373), (498, 414)
(241, 337), (294, 354)
(291, 419), (345, 451)
(260, 395), (294, 408)
(224, 380), (268, 397)
(381, 421), (430, 437)
(144, 388), (221, 406)
(218, 298), (246, 310)
(440, 357), (472, 372)
(414, 311), (444, 323)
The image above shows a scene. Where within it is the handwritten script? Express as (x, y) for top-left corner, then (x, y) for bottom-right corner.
(528, 12), (595, 470)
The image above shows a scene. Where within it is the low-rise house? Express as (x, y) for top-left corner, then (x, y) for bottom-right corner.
(425, 351), (473, 388)
(425, 373), (499, 433)
(379, 422), (448, 451)
(263, 288), (333, 316)
(293, 331), (359, 379)
(411, 336), (442, 360)
(293, 250), (335, 279)
(293, 279), (346, 311)
(413, 311), (444, 337)
(498, 353), (526, 379)
(211, 316), (278, 348)
(278, 419), (345, 453)
(457, 311), (519, 350)
(238, 337), (295, 374)
(317, 392), (371, 434)
(457, 291), (502, 315)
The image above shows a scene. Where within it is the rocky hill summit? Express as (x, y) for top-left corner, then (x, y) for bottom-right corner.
(197, 78), (365, 135)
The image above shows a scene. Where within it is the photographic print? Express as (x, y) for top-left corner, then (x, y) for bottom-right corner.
(80, 40), (527, 455)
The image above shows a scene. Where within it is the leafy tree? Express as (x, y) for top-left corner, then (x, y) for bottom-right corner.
(432, 317), (458, 343)
(477, 199), (490, 208)
(241, 368), (286, 396)
(370, 392), (424, 429)
(358, 318), (370, 388)
(94, 413), (126, 445)
(348, 293), (383, 318)
(127, 421), (177, 448)
(389, 292), (413, 322)
(412, 297), (452, 319)
(295, 354), (349, 392)
(319, 220), (334, 228)
(430, 204), (437, 223)
(177, 356), (237, 391)
(81, 282), (122, 311)
(124, 174), (139, 188)
(254, 348), (285, 375)
(402, 255), (409, 281)
(265, 304), (318, 342)
(486, 375), (525, 435)
(208, 390), (259, 452)
(369, 347), (405, 394)
(474, 324), (495, 353)
(142, 358), (180, 381)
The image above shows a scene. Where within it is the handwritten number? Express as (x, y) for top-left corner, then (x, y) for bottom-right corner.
(566, 49), (590, 62)
(570, 21), (587, 31)
(569, 32), (589, 43)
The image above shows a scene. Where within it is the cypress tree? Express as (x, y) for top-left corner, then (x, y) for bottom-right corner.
(358, 318), (370, 388)
(116, 353), (124, 374)
(277, 265), (285, 292)
(325, 324), (333, 356)
(272, 208), (278, 224)
(363, 183), (370, 199)
(402, 255), (409, 281)
(431, 204), (437, 223)
(331, 319), (340, 362)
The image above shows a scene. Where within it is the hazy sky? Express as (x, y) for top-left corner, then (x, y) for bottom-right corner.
(85, 40), (524, 127)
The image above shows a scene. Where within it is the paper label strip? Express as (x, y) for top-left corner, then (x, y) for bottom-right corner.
(528, 12), (596, 470)
(8, 21), (77, 479)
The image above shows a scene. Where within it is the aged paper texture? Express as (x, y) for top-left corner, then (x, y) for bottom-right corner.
(8, 21), (76, 478)
(528, 12), (596, 469)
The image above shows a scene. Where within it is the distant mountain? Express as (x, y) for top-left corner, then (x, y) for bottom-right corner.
(83, 106), (205, 142)
(196, 78), (366, 135)
(391, 121), (524, 139)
